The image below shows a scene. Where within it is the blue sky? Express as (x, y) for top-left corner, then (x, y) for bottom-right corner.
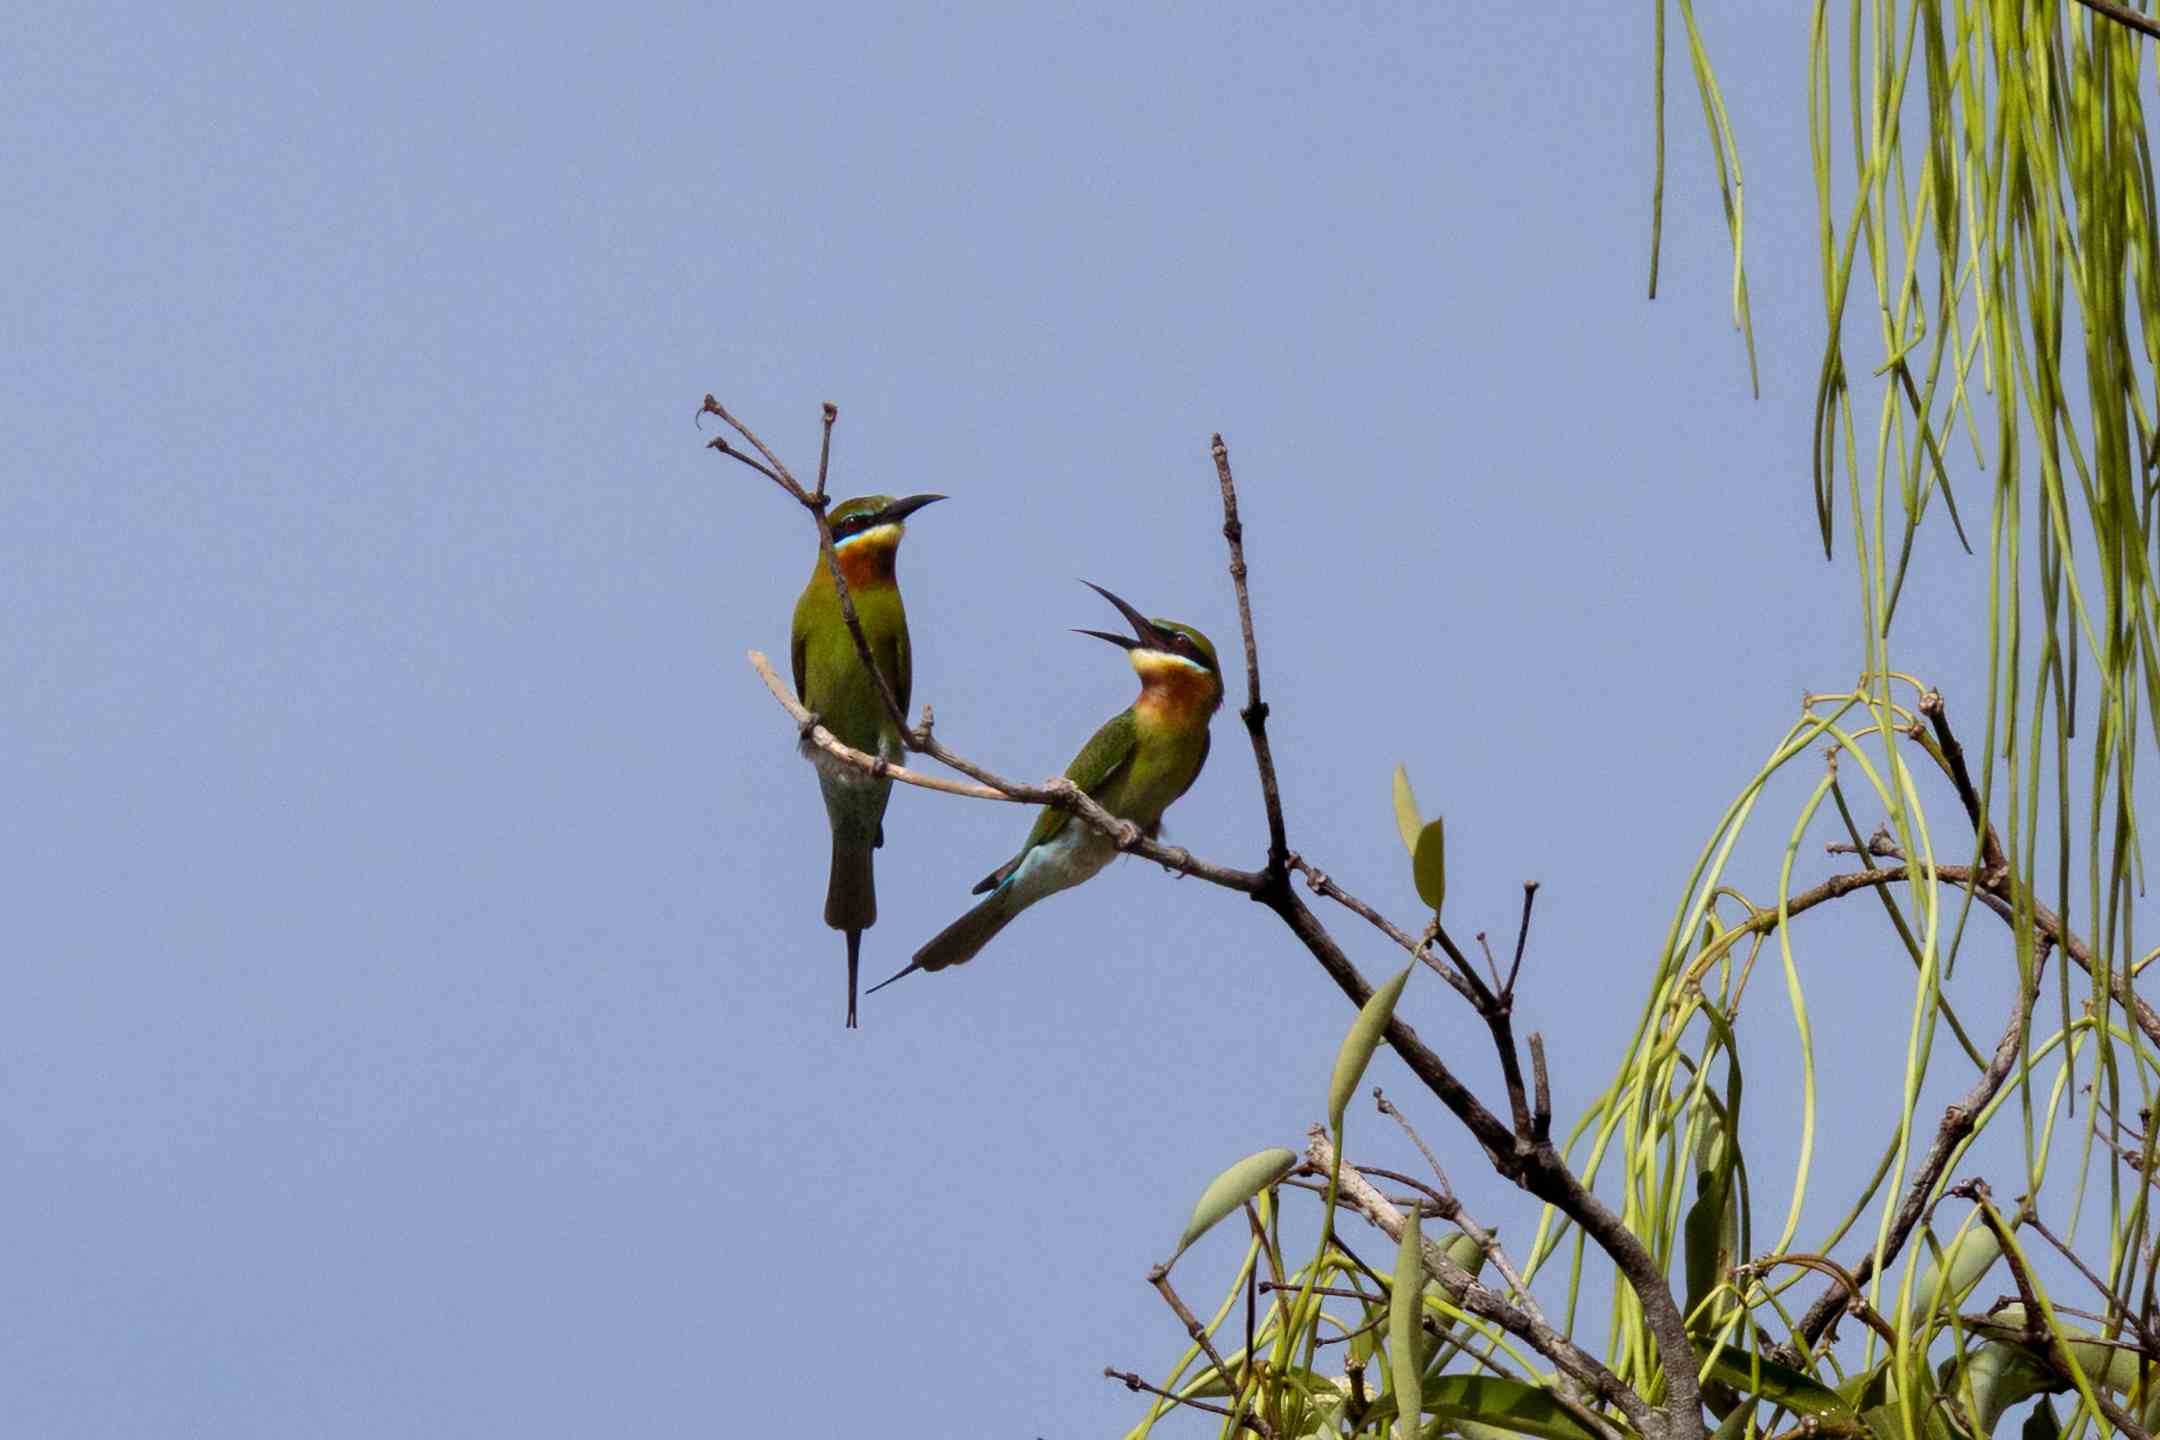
(4, 3), (2104, 1436)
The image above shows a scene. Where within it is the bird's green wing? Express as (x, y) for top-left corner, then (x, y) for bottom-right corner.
(790, 623), (808, 705)
(890, 620), (912, 719)
(971, 709), (1137, 892)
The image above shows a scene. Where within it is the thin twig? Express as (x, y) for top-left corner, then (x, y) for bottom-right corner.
(1917, 690), (2007, 881)
(1147, 1264), (1266, 1435)
(1287, 852), (1480, 1005)
(1529, 1034), (1552, 1143)
(747, 649), (1268, 891)
(1375, 1089), (1550, 1326)
(1103, 1367), (1262, 1432)
(702, 396), (911, 737)
(1737, 1254), (1901, 1346)
(1375, 1090), (1456, 1197)
(2024, 1208), (2141, 1334)
(1505, 882), (1540, 997)
(750, 651), (1004, 799)
(1212, 434), (1288, 870)
(2072, 0), (2160, 43)
(1477, 933), (1505, 994)
(814, 402), (837, 501)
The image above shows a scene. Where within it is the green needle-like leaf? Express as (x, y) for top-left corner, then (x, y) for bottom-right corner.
(1330, 964), (1413, 1132)
(1170, 1148), (1295, 1260)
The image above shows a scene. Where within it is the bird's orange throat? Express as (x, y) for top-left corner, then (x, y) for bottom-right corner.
(1132, 651), (1224, 727)
(828, 525), (902, 591)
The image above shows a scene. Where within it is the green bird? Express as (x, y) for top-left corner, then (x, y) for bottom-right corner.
(789, 492), (944, 1028)
(871, 582), (1223, 991)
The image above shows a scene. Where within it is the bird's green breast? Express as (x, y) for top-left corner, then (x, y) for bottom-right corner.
(1097, 707), (1211, 829)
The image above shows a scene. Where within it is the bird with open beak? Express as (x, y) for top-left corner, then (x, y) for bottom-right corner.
(872, 582), (1223, 989)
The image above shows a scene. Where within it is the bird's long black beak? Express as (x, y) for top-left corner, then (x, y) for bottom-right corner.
(1079, 581), (1162, 651)
(881, 494), (946, 522)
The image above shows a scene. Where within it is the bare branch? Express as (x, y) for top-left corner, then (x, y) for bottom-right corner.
(1505, 882), (1540, 998)
(1736, 1253), (1901, 1347)
(1212, 435), (1288, 870)
(1529, 1033), (1552, 1143)
(1287, 852), (1481, 1005)
(750, 650), (1006, 800)
(2073, 0), (2160, 43)
(814, 401), (837, 501)
(1262, 890), (1706, 1440)
(2024, 1208), (2141, 1334)
(700, 396), (803, 493)
(1146, 1263), (1267, 1435)
(748, 651), (1268, 892)
(1916, 690), (2008, 881)
(1376, 1089), (1552, 1329)
(1309, 1127), (1645, 1440)
(1103, 1367), (1265, 1433)
(701, 396), (913, 738)
(703, 434), (792, 491)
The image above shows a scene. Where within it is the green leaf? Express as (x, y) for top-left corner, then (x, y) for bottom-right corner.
(1912, 1220), (2001, 1320)
(1413, 818), (1446, 912)
(1695, 1342), (1855, 1417)
(1359, 1376), (1608, 1440)
(1330, 965), (1414, 1132)
(1682, 1116), (1738, 1336)
(1710, 1402), (1761, 1440)
(1978, 1307), (2145, 1392)
(1836, 1359), (1893, 1412)
(1393, 765), (1422, 854)
(1171, 1148), (1295, 1259)
(1949, 1341), (2057, 1436)
(1390, 1205), (1426, 1440)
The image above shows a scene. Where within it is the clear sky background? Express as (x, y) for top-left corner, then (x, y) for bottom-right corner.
(5, 3), (2134, 1436)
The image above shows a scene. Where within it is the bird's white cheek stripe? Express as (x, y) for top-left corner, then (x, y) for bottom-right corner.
(833, 523), (902, 551)
(1132, 650), (1211, 677)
